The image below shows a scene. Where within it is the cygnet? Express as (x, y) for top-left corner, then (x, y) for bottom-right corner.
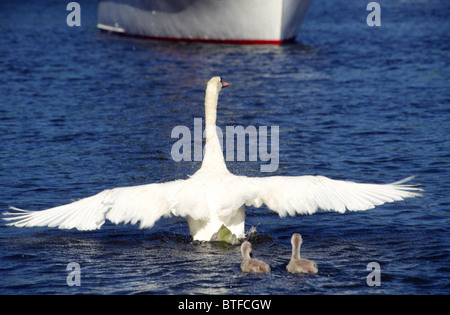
(240, 241), (271, 273)
(286, 233), (318, 274)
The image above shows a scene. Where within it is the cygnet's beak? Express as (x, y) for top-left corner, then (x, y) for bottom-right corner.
(222, 81), (229, 88)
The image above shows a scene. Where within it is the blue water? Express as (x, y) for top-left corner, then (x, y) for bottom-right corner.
(0, 0), (449, 295)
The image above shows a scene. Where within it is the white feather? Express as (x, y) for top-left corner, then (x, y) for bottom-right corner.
(240, 175), (422, 217)
(4, 180), (186, 231)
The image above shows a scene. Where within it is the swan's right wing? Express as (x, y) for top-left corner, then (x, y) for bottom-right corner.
(242, 175), (422, 217)
(3, 180), (189, 231)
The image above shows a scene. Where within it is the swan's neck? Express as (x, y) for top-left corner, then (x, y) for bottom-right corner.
(204, 87), (218, 128)
(200, 87), (228, 172)
(292, 241), (301, 260)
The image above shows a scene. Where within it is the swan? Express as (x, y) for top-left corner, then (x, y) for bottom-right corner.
(286, 233), (318, 274)
(3, 76), (422, 242)
(240, 241), (271, 273)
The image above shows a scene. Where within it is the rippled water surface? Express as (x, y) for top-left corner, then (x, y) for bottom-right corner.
(0, 0), (449, 294)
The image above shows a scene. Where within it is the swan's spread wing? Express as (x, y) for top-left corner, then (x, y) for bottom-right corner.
(243, 175), (422, 217)
(4, 180), (187, 230)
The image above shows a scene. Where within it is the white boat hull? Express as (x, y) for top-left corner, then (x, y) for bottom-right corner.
(97, 0), (312, 44)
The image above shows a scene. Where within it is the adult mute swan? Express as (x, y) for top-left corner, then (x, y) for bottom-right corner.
(4, 77), (422, 242)
(240, 241), (271, 273)
(286, 233), (318, 274)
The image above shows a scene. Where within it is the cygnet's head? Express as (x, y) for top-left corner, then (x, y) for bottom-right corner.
(291, 233), (303, 246)
(241, 241), (252, 258)
(207, 76), (229, 93)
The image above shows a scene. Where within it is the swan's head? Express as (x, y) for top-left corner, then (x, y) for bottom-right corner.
(241, 241), (252, 258)
(207, 76), (229, 93)
(291, 233), (303, 246)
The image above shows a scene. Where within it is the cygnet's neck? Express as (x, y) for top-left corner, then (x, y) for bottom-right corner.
(292, 239), (301, 260)
(200, 85), (228, 173)
(241, 243), (252, 259)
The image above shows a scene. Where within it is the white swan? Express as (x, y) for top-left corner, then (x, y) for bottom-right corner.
(286, 233), (318, 274)
(3, 76), (422, 242)
(240, 241), (271, 273)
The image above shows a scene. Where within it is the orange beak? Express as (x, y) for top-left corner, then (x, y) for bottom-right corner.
(222, 81), (229, 88)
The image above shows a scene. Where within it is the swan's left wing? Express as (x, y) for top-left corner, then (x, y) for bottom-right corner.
(241, 175), (422, 217)
(3, 180), (187, 231)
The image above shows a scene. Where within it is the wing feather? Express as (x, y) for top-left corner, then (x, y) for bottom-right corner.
(243, 175), (422, 217)
(4, 180), (186, 231)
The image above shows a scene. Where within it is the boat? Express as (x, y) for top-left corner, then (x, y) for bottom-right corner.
(97, 0), (312, 45)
